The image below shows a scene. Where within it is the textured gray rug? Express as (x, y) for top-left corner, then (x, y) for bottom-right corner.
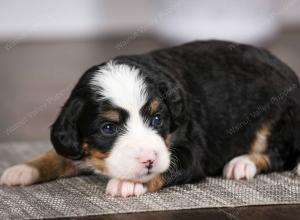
(0, 142), (299, 219)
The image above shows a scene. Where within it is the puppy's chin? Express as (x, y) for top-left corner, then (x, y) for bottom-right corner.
(104, 156), (169, 183)
(85, 158), (166, 183)
(103, 164), (166, 182)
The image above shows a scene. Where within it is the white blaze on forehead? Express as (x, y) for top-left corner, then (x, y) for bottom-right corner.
(90, 62), (148, 112)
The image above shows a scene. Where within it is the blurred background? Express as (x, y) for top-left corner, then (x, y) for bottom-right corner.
(0, 0), (300, 142)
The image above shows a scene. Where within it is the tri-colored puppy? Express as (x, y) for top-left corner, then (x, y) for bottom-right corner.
(1, 40), (300, 197)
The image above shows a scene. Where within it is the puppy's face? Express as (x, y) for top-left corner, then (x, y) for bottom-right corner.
(77, 63), (171, 182)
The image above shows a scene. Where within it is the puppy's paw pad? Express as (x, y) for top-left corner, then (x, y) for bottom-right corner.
(0, 164), (39, 186)
(223, 155), (257, 180)
(105, 178), (147, 197)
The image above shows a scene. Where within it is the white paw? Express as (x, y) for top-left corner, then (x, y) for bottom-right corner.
(0, 164), (39, 186)
(105, 178), (147, 197)
(223, 155), (257, 180)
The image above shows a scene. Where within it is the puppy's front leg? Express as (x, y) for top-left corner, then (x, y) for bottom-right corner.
(105, 175), (164, 197)
(0, 150), (78, 186)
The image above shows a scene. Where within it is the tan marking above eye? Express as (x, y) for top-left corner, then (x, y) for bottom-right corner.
(101, 110), (120, 122)
(149, 99), (160, 114)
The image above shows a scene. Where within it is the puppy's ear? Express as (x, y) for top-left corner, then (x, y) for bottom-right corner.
(51, 96), (85, 160)
(159, 81), (186, 132)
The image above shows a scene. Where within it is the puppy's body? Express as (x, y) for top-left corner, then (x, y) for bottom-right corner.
(1, 41), (300, 196)
(114, 41), (300, 185)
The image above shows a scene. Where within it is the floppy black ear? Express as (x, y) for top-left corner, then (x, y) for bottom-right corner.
(159, 80), (187, 132)
(51, 96), (85, 160)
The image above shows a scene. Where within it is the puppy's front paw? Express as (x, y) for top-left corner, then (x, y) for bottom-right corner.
(0, 164), (39, 186)
(105, 178), (147, 197)
(223, 155), (257, 180)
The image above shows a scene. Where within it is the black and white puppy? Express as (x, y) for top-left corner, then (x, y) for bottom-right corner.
(1, 40), (300, 197)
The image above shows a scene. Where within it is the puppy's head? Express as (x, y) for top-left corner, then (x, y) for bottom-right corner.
(51, 61), (184, 182)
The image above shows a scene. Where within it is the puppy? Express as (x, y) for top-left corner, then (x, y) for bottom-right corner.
(1, 40), (300, 197)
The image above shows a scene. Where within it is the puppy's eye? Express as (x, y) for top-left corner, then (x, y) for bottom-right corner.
(101, 123), (118, 136)
(150, 114), (163, 128)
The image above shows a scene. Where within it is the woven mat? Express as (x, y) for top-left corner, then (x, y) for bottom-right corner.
(0, 142), (299, 219)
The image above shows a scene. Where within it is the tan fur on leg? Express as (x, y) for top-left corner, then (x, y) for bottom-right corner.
(0, 150), (77, 186)
(146, 175), (165, 192)
(223, 124), (271, 180)
(27, 150), (78, 182)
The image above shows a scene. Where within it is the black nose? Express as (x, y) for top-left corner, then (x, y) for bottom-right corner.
(144, 160), (154, 170)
